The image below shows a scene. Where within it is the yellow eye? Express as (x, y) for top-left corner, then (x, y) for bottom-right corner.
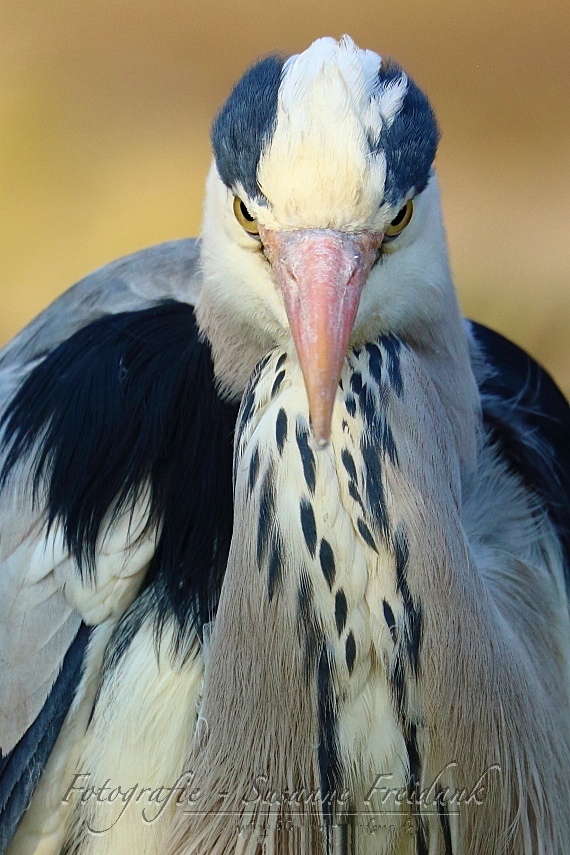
(385, 200), (413, 238)
(233, 196), (260, 236)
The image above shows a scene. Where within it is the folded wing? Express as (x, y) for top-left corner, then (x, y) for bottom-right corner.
(0, 240), (240, 848)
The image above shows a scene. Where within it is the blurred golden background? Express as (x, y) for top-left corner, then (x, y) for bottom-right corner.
(1, 0), (568, 394)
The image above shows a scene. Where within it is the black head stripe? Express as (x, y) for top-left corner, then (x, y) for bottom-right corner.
(373, 62), (440, 205)
(212, 55), (285, 201)
(213, 52), (437, 209)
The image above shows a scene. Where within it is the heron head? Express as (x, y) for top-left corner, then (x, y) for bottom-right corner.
(198, 36), (450, 444)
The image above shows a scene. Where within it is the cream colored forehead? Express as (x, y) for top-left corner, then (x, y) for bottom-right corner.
(253, 41), (408, 232)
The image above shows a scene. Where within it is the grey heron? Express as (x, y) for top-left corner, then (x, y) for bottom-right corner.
(0, 34), (569, 855)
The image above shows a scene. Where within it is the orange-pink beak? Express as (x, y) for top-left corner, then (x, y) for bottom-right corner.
(261, 227), (382, 445)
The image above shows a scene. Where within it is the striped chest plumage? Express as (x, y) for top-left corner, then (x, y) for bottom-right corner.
(210, 337), (425, 852)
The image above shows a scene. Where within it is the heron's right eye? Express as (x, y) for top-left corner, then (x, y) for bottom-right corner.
(233, 196), (260, 236)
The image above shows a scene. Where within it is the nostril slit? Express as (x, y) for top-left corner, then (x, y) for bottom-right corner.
(286, 265), (299, 285)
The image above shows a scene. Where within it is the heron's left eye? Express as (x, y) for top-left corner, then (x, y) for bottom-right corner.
(233, 196), (260, 236)
(385, 200), (413, 238)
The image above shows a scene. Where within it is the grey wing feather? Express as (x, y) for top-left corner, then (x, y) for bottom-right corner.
(0, 238), (202, 755)
(0, 238), (201, 409)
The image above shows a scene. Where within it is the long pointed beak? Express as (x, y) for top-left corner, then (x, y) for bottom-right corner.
(260, 227), (382, 445)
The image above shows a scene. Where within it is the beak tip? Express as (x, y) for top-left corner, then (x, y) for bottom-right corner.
(313, 434), (330, 450)
(309, 409), (333, 449)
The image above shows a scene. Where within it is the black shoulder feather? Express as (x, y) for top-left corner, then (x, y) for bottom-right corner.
(471, 322), (570, 588)
(0, 301), (239, 641)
